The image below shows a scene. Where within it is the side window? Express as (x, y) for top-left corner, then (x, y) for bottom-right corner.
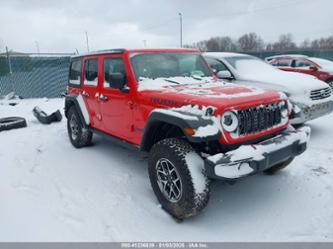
(206, 58), (228, 73)
(274, 59), (292, 67)
(84, 59), (98, 86)
(104, 58), (126, 88)
(294, 59), (311, 68)
(69, 59), (82, 86)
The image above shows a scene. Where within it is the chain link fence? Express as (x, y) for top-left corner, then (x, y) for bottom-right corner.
(1, 50), (333, 99)
(0, 53), (72, 98)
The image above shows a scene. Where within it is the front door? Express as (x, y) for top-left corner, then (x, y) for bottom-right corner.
(98, 55), (133, 140)
(293, 58), (322, 79)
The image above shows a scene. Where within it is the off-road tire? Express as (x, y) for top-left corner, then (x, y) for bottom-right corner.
(264, 157), (294, 175)
(67, 106), (92, 148)
(148, 138), (210, 220)
(0, 117), (27, 132)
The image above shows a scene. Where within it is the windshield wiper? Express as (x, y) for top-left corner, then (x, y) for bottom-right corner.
(190, 75), (203, 81)
(164, 79), (181, 85)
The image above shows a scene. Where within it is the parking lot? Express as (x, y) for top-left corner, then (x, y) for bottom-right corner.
(1, 98), (332, 241)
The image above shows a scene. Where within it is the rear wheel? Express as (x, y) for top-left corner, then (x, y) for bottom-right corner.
(148, 138), (210, 220)
(264, 157), (294, 175)
(67, 106), (92, 148)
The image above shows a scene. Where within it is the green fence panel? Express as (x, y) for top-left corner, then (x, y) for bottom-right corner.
(0, 55), (70, 98)
(1, 51), (333, 99)
(247, 50), (333, 61)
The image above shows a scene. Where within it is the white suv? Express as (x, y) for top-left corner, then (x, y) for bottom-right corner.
(204, 52), (333, 124)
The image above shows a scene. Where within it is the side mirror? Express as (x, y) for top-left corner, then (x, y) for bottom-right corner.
(106, 72), (127, 90)
(216, 70), (233, 80)
(310, 66), (318, 71)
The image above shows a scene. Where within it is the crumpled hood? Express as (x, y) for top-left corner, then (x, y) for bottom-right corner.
(138, 78), (283, 110)
(238, 70), (329, 96)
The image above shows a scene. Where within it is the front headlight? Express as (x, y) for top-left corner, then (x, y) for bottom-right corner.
(221, 111), (239, 132)
(279, 101), (289, 118)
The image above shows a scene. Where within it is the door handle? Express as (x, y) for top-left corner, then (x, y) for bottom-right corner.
(82, 91), (89, 97)
(99, 94), (108, 102)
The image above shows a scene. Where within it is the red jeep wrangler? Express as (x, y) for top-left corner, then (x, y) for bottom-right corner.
(65, 49), (310, 220)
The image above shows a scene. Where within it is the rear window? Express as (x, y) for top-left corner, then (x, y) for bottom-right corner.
(69, 59), (82, 85)
(273, 58), (292, 67)
(294, 59), (311, 68)
(84, 59), (98, 86)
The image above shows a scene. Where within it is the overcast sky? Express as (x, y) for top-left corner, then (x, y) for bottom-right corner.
(0, 0), (332, 54)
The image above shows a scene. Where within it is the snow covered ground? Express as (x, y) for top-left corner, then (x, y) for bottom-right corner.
(0, 98), (332, 242)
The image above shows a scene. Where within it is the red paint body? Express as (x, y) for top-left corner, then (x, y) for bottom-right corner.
(68, 49), (288, 147)
(269, 56), (333, 83)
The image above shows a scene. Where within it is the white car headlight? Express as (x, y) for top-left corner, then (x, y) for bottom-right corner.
(279, 102), (289, 118)
(221, 111), (239, 132)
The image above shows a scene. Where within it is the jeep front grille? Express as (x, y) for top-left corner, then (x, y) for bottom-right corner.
(238, 103), (282, 136)
(310, 87), (332, 100)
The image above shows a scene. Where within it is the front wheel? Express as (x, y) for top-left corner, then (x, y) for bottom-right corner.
(264, 157), (294, 175)
(148, 138), (210, 220)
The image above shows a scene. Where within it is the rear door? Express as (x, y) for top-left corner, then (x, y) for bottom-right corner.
(82, 57), (103, 130)
(99, 55), (134, 140)
(271, 58), (295, 72)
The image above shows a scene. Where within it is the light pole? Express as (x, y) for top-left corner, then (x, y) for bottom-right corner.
(179, 12), (183, 48)
(6, 46), (15, 93)
(35, 41), (40, 54)
(0, 37), (4, 53)
(85, 31), (90, 52)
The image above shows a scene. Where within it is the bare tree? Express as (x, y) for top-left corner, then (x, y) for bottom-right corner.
(206, 37), (220, 51)
(311, 36), (333, 50)
(272, 34), (297, 51)
(238, 33), (264, 52)
(264, 43), (273, 51)
(184, 41), (208, 51)
(185, 34), (333, 52)
(206, 36), (238, 52)
(300, 39), (311, 49)
(0, 38), (4, 53)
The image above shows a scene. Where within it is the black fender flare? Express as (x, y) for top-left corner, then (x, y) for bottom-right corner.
(140, 109), (221, 152)
(32, 107), (62, 125)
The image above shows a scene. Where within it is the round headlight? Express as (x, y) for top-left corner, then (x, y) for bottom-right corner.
(221, 111), (239, 132)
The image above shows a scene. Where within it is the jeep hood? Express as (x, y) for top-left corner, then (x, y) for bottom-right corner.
(138, 77), (283, 110)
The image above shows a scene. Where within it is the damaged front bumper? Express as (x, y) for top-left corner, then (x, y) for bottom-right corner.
(290, 100), (333, 124)
(204, 126), (311, 180)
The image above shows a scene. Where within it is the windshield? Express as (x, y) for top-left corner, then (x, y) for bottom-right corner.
(224, 55), (278, 75)
(130, 52), (212, 81)
(310, 57), (333, 68)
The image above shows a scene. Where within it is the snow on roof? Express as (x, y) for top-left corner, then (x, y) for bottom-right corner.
(72, 48), (200, 59)
(71, 49), (126, 58)
(204, 52), (253, 58)
(265, 54), (308, 60)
